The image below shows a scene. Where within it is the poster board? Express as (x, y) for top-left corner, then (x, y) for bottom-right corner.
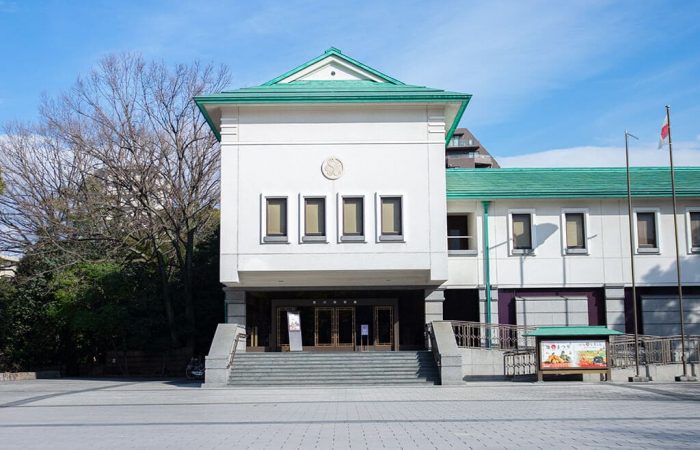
(539, 340), (607, 370)
(287, 311), (302, 352)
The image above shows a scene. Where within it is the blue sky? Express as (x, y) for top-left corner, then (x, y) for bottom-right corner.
(1, 0), (699, 166)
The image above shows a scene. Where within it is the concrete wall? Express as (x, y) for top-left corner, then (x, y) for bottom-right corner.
(515, 296), (588, 328)
(611, 364), (698, 382)
(460, 348), (509, 381)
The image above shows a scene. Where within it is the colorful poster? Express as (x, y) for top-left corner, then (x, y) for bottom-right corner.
(287, 312), (301, 332)
(540, 340), (607, 370)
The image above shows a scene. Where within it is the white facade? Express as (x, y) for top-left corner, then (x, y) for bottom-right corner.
(446, 198), (700, 289)
(219, 104), (449, 288)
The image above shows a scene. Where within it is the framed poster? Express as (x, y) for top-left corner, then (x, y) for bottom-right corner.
(287, 311), (301, 332)
(287, 311), (302, 351)
(539, 340), (607, 370)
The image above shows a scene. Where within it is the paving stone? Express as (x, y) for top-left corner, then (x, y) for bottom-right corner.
(0, 379), (698, 449)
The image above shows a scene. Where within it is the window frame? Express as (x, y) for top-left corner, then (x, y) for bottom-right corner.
(447, 212), (477, 255)
(560, 208), (589, 255)
(300, 195), (328, 243)
(375, 194), (405, 242)
(508, 209), (536, 256)
(685, 208), (700, 254)
(338, 194), (366, 243)
(261, 195), (290, 244)
(633, 208), (661, 254)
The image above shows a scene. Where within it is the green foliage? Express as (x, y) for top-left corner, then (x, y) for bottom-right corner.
(0, 228), (223, 374)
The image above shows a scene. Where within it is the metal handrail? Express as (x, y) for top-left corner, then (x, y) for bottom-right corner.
(425, 323), (440, 367)
(609, 334), (700, 368)
(227, 332), (247, 369)
(450, 320), (537, 350)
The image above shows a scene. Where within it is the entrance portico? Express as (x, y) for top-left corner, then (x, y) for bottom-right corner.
(271, 299), (398, 351)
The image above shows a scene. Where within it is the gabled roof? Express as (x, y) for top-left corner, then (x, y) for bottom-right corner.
(195, 48), (471, 143)
(262, 47), (405, 86)
(447, 167), (700, 199)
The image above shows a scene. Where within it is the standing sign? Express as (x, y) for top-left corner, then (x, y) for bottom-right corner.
(287, 311), (302, 352)
(360, 324), (369, 351)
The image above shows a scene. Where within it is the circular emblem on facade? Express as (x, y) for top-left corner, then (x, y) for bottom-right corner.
(321, 157), (344, 180)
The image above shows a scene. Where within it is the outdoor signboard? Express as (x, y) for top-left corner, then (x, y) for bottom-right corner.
(361, 324), (369, 336)
(287, 311), (302, 352)
(539, 340), (608, 370)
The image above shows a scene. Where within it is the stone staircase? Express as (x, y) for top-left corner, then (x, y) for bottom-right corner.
(228, 351), (440, 386)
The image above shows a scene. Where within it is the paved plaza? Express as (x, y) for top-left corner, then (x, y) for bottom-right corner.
(0, 379), (699, 449)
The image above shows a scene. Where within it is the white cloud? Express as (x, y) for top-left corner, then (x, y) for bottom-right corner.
(387, 1), (641, 127)
(497, 140), (700, 168)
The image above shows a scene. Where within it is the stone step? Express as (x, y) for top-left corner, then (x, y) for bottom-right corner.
(231, 368), (438, 377)
(227, 350), (439, 386)
(227, 379), (436, 386)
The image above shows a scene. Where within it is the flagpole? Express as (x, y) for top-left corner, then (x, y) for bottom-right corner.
(665, 105), (694, 382)
(624, 130), (647, 382)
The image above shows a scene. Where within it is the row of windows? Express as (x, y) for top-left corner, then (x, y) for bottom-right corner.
(262, 195), (403, 243)
(447, 209), (700, 255)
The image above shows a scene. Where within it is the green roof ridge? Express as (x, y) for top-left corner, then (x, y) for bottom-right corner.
(262, 47), (405, 86)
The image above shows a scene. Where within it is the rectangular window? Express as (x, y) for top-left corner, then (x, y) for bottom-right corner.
(512, 213), (533, 251)
(447, 213), (475, 252)
(265, 197), (287, 241)
(342, 197), (364, 239)
(689, 211), (700, 252)
(303, 197), (325, 240)
(380, 196), (403, 240)
(565, 212), (586, 251)
(636, 211), (658, 251)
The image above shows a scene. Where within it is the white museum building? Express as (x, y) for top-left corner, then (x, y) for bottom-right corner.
(196, 48), (700, 354)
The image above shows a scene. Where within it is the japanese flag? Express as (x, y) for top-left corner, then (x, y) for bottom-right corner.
(658, 115), (669, 149)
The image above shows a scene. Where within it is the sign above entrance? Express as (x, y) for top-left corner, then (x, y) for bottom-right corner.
(321, 157), (344, 180)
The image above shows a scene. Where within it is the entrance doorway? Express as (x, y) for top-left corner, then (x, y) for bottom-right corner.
(314, 307), (355, 348)
(275, 304), (395, 351)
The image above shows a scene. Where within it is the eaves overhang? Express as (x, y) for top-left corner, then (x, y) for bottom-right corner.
(195, 89), (471, 143)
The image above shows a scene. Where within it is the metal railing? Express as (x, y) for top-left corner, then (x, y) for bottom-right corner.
(451, 321), (537, 351)
(425, 323), (441, 367)
(504, 350), (538, 376)
(227, 332), (247, 369)
(609, 334), (700, 368)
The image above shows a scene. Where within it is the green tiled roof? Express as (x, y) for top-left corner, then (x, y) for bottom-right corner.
(525, 326), (623, 337)
(447, 167), (700, 199)
(195, 48), (471, 144)
(199, 80), (471, 103)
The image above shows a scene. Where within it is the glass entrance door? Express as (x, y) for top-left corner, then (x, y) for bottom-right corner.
(313, 307), (355, 349)
(374, 306), (394, 350)
(314, 307), (334, 347)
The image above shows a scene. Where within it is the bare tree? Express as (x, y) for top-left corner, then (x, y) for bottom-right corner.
(0, 54), (230, 349)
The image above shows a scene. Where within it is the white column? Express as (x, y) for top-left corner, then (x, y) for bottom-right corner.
(605, 285), (627, 332)
(425, 287), (445, 324)
(224, 288), (246, 327)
